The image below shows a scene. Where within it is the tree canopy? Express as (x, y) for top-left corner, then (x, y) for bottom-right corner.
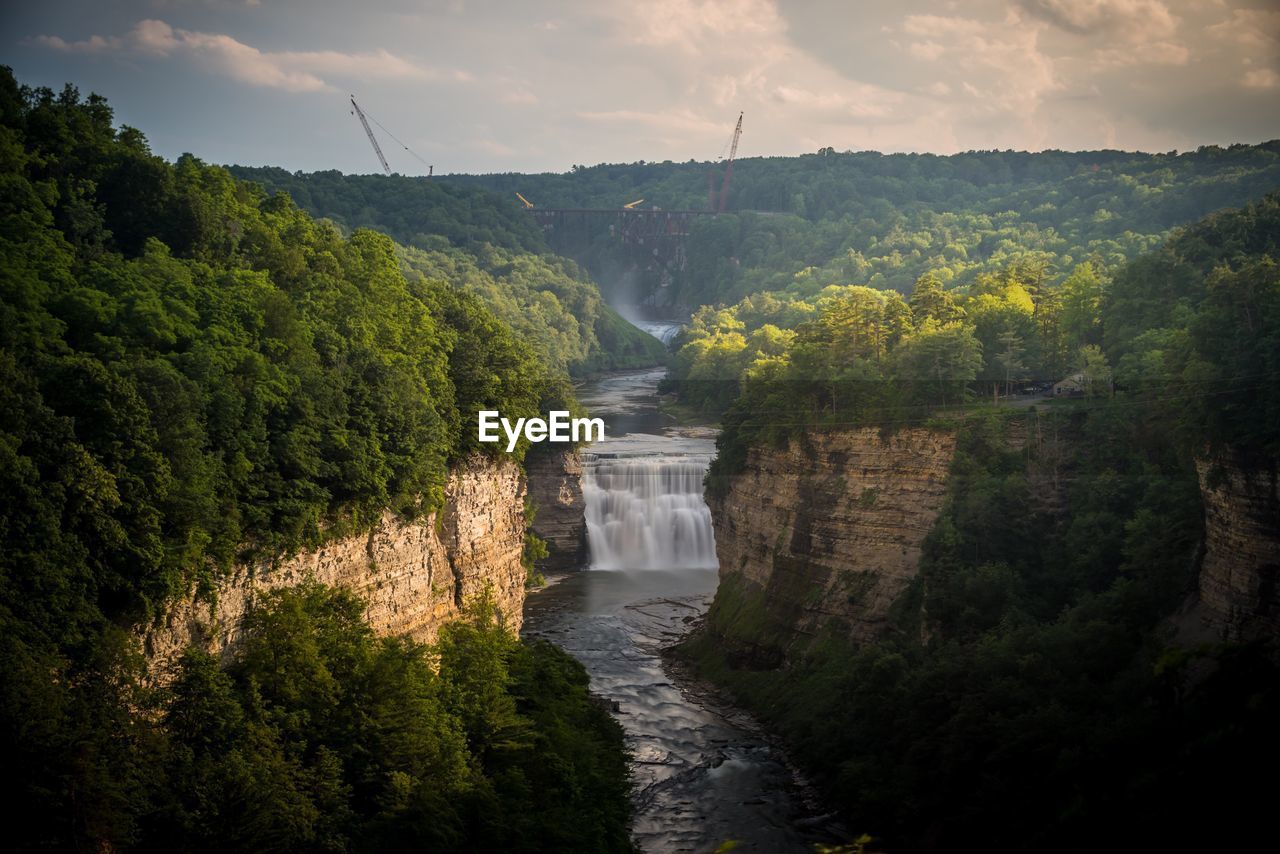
(451, 142), (1279, 310)
(230, 166), (668, 376)
(0, 67), (631, 851)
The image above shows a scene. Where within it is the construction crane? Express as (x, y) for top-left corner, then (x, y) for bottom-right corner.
(349, 95), (435, 176)
(350, 96), (390, 174)
(717, 112), (743, 213)
(622, 198), (645, 209)
(515, 192), (535, 209)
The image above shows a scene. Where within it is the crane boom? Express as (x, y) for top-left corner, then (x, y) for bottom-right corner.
(717, 112), (743, 213)
(350, 96), (391, 175)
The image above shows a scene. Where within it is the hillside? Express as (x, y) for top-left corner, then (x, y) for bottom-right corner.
(228, 166), (668, 375)
(0, 69), (631, 851)
(681, 195), (1280, 851)
(449, 143), (1280, 310)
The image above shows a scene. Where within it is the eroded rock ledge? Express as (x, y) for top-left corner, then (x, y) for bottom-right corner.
(143, 456), (526, 679)
(708, 427), (957, 658)
(524, 448), (587, 571)
(1197, 454), (1280, 642)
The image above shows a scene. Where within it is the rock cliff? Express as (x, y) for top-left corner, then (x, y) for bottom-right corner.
(706, 427), (956, 661)
(524, 448), (587, 571)
(144, 456), (526, 679)
(1197, 454), (1280, 641)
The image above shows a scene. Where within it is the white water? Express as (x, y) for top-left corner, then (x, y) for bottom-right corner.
(583, 453), (718, 570)
(631, 320), (683, 346)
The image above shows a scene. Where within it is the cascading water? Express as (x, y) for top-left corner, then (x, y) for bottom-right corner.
(631, 320), (684, 346)
(525, 367), (835, 851)
(583, 453), (718, 570)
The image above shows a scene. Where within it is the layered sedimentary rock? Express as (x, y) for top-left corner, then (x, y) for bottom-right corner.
(144, 456), (526, 679)
(1197, 454), (1280, 641)
(706, 428), (957, 660)
(524, 448), (587, 570)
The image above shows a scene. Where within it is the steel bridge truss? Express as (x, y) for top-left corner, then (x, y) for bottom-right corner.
(529, 208), (715, 278)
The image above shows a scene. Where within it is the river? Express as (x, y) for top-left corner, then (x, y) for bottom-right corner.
(521, 367), (845, 853)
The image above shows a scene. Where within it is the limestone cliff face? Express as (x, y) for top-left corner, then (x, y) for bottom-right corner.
(1197, 454), (1280, 641)
(707, 428), (956, 660)
(524, 448), (587, 571)
(144, 456), (526, 679)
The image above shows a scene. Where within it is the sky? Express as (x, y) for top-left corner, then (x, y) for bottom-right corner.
(3, 0), (1279, 175)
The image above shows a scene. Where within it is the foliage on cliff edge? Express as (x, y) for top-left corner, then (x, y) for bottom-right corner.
(683, 196), (1280, 851)
(0, 69), (631, 851)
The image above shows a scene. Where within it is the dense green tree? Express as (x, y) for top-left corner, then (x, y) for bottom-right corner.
(1060, 261), (1105, 348)
(688, 193), (1280, 853)
(447, 141), (1278, 309)
(232, 167), (667, 376)
(908, 271), (964, 327)
(891, 322), (984, 408)
(0, 68), (632, 851)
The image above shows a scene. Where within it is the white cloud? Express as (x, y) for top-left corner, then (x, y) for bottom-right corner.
(619, 0), (784, 53)
(274, 48), (447, 81)
(167, 28), (331, 91)
(593, 0), (910, 154)
(1094, 39), (1190, 67)
(900, 13), (1060, 118)
(23, 0), (1280, 171)
(908, 41), (946, 61)
(1015, 0), (1192, 69)
(577, 108), (725, 136)
(34, 18), (457, 93)
(1243, 67), (1280, 90)
(1018, 0), (1180, 42)
(33, 33), (124, 53)
(771, 84), (901, 121)
(1208, 8), (1280, 50)
(132, 19), (181, 54)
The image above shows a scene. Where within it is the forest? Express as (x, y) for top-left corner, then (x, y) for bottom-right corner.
(665, 193), (1280, 484)
(228, 166), (668, 375)
(0, 69), (630, 851)
(5, 52), (1279, 851)
(453, 142), (1280, 311)
(680, 194), (1280, 850)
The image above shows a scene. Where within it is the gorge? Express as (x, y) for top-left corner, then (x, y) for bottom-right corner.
(522, 368), (845, 852)
(5, 61), (1280, 853)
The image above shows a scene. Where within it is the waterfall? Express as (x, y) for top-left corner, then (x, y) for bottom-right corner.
(583, 454), (718, 570)
(631, 320), (684, 346)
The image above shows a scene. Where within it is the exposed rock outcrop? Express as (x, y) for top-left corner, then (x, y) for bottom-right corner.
(524, 448), (587, 571)
(143, 456), (526, 679)
(1197, 454), (1280, 642)
(706, 428), (957, 660)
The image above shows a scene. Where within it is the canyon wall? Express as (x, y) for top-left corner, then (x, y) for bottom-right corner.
(524, 448), (587, 571)
(706, 427), (957, 662)
(1197, 454), (1280, 641)
(143, 456), (527, 679)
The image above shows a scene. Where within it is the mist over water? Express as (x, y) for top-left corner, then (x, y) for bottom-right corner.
(608, 272), (684, 347)
(583, 454), (717, 570)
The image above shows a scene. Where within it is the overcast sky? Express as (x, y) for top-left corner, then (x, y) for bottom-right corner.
(3, 0), (1278, 174)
